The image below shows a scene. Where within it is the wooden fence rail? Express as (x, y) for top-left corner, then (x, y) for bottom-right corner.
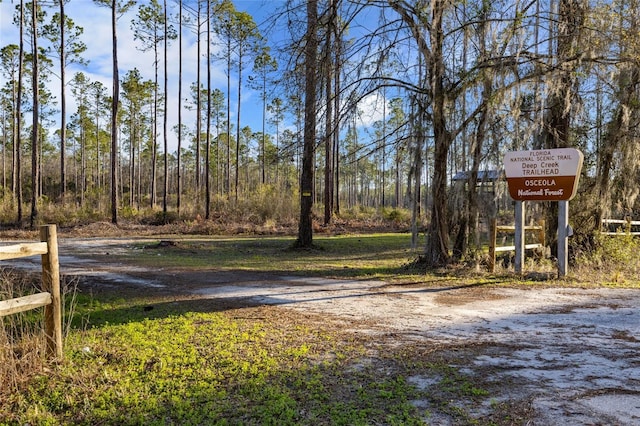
(601, 218), (640, 236)
(0, 225), (62, 359)
(489, 219), (545, 273)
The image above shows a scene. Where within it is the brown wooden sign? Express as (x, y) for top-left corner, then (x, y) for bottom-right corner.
(504, 148), (583, 201)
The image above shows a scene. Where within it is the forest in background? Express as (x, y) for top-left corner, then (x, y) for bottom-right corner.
(1, 0), (639, 266)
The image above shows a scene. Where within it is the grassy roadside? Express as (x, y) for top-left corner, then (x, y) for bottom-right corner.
(8, 306), (420, 425)
(2, 299), (497, 426)
(1, 232), (638, 425)
(105, 232), (640, 287)
(118, 233), (425, 281)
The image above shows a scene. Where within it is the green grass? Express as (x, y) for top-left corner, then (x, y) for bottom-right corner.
(112, 232), (640, 287)
(120, 233), (425, 281)
(2, 300), (438, 425)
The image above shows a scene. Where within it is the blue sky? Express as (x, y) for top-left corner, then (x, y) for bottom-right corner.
(0, 0), (289, 153)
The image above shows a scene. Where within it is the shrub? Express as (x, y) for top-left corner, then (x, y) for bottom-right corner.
(143, 210), (180, 225)
(574, 232), (640, 283)
(241, 184), (298, 224)
(382, 207), (410, 223)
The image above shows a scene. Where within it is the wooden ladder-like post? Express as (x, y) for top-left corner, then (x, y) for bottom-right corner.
(40, 225), (62, 359)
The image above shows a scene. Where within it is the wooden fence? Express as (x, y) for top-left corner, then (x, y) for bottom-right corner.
(0, 225), (62, 359)
(489, 219), (545, 273)
(601, 218), (640, 236)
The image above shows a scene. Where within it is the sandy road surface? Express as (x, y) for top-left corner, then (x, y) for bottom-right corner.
(5, 237), (640, 425)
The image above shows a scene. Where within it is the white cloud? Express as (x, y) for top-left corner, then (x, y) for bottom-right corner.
(356, 92), (387, 127)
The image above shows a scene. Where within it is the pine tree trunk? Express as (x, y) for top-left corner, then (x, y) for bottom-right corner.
(296, 0), (318, 248)
(205, 0), (212, 217)
(195, 2), (201, 197)
(235, 51), (242, 202)
(177, 0), (183, 215)
(59, 0), (66, 198)
(323, 33), (333, 225)
(30, 0), (39, 228)
(162, 0), (169, 215)
(15, 0), (24, 223)
(110, 0), (119, 224)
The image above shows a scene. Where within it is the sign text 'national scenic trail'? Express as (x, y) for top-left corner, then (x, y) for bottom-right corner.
(504, 148), (584, 201)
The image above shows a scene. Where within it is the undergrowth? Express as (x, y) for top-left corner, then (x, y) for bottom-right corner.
(0, 186), (301, 230)
(573, 233), (640, 285)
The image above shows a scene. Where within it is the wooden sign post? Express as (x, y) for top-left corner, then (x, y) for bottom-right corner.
(504, 148), (583, 277)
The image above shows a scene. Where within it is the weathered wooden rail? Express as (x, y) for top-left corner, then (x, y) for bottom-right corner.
(601, 218), (640, 236)
(0, 225), (62, 359)
(489, 219), (545, 273)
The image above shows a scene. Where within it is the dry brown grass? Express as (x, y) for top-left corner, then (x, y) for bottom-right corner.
(0, 267), (79, 403)
(0, 191), (415, 240)
(0, 269), (50, 399)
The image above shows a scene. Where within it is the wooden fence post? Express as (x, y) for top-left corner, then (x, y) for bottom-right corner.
(489, 219), (497, 273)
(40, 225), (62, 359)
(538, 219), (546, 247)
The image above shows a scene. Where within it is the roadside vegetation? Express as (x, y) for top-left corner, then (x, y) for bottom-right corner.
(1, 220), (638, 425)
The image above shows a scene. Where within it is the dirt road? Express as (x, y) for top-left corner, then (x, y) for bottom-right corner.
(7, 237), (640, 425)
